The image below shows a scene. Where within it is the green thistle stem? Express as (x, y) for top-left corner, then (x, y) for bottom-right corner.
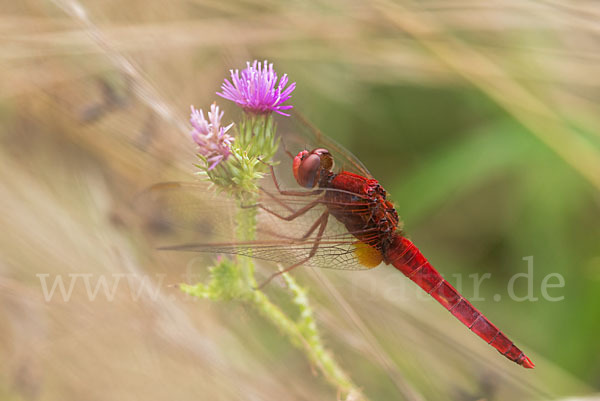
(250, 278), (360, 398)
(235, 200), (258, 288)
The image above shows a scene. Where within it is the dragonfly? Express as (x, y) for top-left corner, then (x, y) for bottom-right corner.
(143, 112), (535, 370)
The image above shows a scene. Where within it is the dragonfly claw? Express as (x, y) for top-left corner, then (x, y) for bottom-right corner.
(256, 157), (271, 167)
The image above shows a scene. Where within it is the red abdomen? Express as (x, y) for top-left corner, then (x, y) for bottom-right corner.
(385, 235), (534, 368)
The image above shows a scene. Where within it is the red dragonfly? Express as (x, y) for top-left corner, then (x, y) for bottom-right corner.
(145, 114), (535, 369)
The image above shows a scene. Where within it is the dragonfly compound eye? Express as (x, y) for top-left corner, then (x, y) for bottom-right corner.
(294, 153), (322, 188)
(312, 148), (334, 171)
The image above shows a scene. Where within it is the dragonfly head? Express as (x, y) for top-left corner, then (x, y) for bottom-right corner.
(293, 148), (334, 188)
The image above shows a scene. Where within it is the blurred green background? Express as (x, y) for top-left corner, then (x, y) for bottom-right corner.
(1, 0), (599, 400)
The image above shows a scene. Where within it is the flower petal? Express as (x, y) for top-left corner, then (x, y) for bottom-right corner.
(216, 60), (295, 116)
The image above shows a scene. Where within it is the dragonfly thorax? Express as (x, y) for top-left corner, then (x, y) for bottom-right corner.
(323, 171), (401, 255)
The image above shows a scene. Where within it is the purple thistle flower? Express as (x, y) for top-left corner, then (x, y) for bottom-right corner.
(190, 103), (234, 170)
(217, 60), (296, 116)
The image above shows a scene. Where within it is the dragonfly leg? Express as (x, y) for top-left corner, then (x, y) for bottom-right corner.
(241, 184), (323, 219)
(256, 196), (323, 222)
(257, 210), (329, 289)
(267, 164), (322, 197)
(257, 187), (296, 213)
(257, 202), (332, 243)
(280, 138), (295, 160)
(296, 208), (330, 240)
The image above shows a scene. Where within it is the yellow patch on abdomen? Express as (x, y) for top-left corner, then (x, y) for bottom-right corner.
(353, 242), (383, 268)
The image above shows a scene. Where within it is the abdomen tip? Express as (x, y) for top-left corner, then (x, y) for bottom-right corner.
(521, 356), (535, 369)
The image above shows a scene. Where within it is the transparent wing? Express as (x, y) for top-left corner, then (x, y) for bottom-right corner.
(136, 180), (381, 271)
(162, 240), (372, 271)
(277, 110), (373, 178)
